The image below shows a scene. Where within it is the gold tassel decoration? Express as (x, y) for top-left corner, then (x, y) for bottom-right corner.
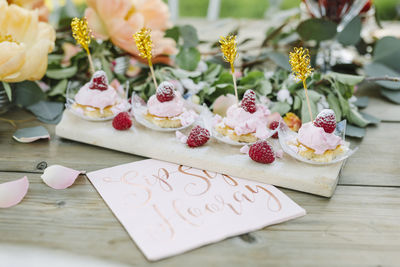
(71, 17), (94, 74)
(220, 34), (238, 103)
(133, 27), (157, 88)
(289, 47), (314, 121)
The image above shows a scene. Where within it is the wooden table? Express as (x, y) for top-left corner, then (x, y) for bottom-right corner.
(1, 20), (400, 267)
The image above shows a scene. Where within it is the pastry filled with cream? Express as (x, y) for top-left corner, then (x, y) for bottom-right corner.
(72, 70), (128, 119)
(144, 81), (197, 128)
(214, 89), (273, 143)
(288, 109), (348, 163)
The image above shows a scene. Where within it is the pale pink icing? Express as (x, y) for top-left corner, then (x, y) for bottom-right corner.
(297, 122), (343, 154)
(147, 93), (184, 117)
(223, 104), (271, 137)
(75, 83), (119, 110)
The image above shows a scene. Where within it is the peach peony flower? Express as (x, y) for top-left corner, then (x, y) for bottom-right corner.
(85, 0), (177, 64)
(7, 0), (49, 21)
(283, 112), (302, 132)
(0, 1), (55, 83)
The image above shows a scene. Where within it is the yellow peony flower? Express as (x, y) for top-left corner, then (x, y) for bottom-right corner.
(0, 0), (55, 83)
(7, 0), (49, 21)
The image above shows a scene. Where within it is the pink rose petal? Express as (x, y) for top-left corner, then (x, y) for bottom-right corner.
(0, 176), (29, 208)
(275, 149), (284, 158)
(240, 145), (250, 154)
(176, 131), (188, 144)
(41, 165), (83, 190)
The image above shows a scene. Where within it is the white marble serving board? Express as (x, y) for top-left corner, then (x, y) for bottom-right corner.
(56, 110), (344, 197)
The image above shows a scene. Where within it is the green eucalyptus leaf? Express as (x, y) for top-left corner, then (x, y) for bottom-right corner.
(337, 82), (354, 99)
(26, 101), (64, 124)
(2, 82), (12, 101)
(240, 71), (264, 85)
(267, 52), (291, 71)
(256, 80), (273, 96)
(48, 54), (64, 65)
(327, 72), (364, 86)
(46, 65), (77, 79)
(337, 93), (350, 117)
(360, 112), (381, 125)
(180, 25), (199, 48)
(373, 36), (400, 72)
(165, 26), (180, 43)
(13, 81), (45, 107)
(48, 79), (68, 97)
(176, 47), (201, 71)
(380, 88), (400, 104)
(204, 64), (222, 82)
(327, 93), (342, 121)
(354, 96), (369, 108)
(133, 83), (148, 92)
(164, 67), (201, 79)
(345, 124), (365, 138)
(271, 102), (291, 116)
(100, 57), (113, 81)
(300, 98), (317, 123)
(347, 108), (369, 127)
(293, 96), (301, 110)
(364, 63), (400, 90)
(296, 18), (337, 41)
(215, 72), (233, 84)
(337, 16), (362, 46)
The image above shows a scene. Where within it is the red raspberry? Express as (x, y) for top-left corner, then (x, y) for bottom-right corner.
(313, 109), (336, 134)
(187, 126), (210, 148)
(269, 121), (279, 139)
(249, 140), (275, 164)
(241, 89), (257, 113)
(89, 71), (108, 91)
(112, 112), (132, 130)
(156, 81), (175, 102)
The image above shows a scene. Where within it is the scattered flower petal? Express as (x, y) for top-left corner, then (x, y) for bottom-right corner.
(41, 165), (84, 190)
(176, 131), (188, 144)
(0, 176), (29, 208)
(275, 149), (284, 158)
(240, 145), (250, 154)
(13, 126), (50, 143)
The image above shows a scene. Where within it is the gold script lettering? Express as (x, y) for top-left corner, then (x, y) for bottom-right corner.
(178, 165), (211, 196)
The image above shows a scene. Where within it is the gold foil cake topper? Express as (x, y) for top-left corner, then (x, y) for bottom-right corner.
(289, 47), (314, 121)
(71, 17), (94, 73)
(220, 34), (238, 103)
(133, 27), (158, 88)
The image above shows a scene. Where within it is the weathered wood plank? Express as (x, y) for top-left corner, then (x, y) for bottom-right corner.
(340, 122), (400, 186)
(356, 83), (400, 122)
(1, 108), (399, 188)
(0, 172), (399, 266)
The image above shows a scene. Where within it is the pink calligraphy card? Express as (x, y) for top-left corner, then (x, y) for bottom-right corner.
(86, 159), (306, 261)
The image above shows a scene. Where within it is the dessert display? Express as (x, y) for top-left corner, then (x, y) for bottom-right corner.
(213, 89), (275, 144)
(143, 82), (196, 128)
(69, 70), (129, 120)
(283, 109), (351, 163)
